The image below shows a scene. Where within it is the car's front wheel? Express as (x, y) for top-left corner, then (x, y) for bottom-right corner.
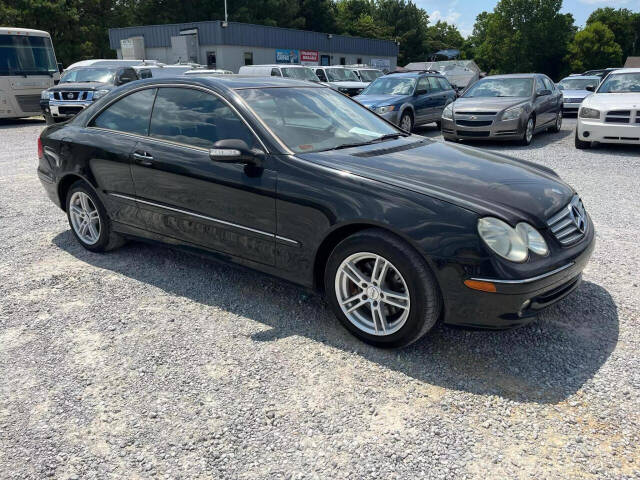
(549, 111), (562, 133)
(325, 229), (442, 348)
(520, 116), (535, 145)
(399, 111), (414, 132)
(66, 180), (125, 252)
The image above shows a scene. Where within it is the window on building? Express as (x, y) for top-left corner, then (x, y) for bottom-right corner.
(340, 57), (346, 65)
(207, 51), (216, 69)
(244, 52), (253, 66)
(357, 58), (362, 64)
(91, 88), (156, 135)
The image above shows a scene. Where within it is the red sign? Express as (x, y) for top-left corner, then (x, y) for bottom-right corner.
(300, 50), (319, 62)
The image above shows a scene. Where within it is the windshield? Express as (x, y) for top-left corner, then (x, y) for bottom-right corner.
(325, 68), (359, 82)
(558, 78), (599, 90)
(238, 87), (400, 153)
(281, 67), (320, 82)
(60, 68), (115, 83)
(359, 70), (382, 82)
(597, 73), (640, 93)
(464, 78), (533, 98)
(361, 77), (416, 96)
(0, 34), (57, 76)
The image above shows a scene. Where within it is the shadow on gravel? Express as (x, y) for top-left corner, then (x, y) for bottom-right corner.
(53, 231), (618, 405)
(0, 117), (45, 129)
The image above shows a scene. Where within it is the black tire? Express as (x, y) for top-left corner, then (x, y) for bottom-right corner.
(549, 111), (562, 133)
(575, 130), (590, 149)
(520, 116), (535, 146)
(435, 120), (442, 129)
(65, 180), (125, 252)
(324, 228), (442, 348)
(399, 111), (414, 133)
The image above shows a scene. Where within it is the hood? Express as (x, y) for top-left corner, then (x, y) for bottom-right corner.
(561, 89), (591, 99)
(353, 94), (410, 108)
(48, 82), (113, 92)
(329, 81), (369, 89)
(298, 137), (573, 227)
(453, 96), (530, 112)
(582, 92), (640, 109)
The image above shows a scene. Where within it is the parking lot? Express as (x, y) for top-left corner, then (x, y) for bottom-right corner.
(1, 117), (639, 479)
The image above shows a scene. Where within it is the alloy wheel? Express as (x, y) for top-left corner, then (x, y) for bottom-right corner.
(556, 111), (562, 130)
(335, 252), (411, 336)
(400, 114), (412, 132)
(526, 118), (534, 143)
(69, 191), (101, 245)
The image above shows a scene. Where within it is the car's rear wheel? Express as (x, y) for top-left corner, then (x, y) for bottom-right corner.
(549, 111), (562, 133)
(325, 229), (441, 348)
(399, 111), (413, 132)
(575, 130), (591, 149)
(520, 116), (535, 145)
(66, 180), (125, 252)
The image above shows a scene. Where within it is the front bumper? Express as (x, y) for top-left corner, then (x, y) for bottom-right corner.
(44, 100), (93, 120)
(440, 223), (595, 329)
(441, 115), (525, 141)
(577, 118), (640, 144)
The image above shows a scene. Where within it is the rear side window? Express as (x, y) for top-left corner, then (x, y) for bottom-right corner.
(437, 77), (452, 90)
(149, 87), (256, 149)
(91, 88), (156, 135)
(271, 68), (281, 77)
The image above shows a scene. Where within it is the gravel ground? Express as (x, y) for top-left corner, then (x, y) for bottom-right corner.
(1, 117), (639, 479)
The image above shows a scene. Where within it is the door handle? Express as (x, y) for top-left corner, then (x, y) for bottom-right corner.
(132, 151), (154, 166)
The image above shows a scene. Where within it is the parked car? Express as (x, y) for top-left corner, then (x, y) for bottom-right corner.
(575, 68), (640, 149)
(346, 65), (384, 84)
(314, 66), (368, 96)
(37, 76), (595, 347)
(133, 65), (203, 78)
(441, 74), (563, 145)
(582, 68), (619, 81)
(556, 75), (600, 114)
(354, 71), (456, 131)
(238, 64), (321, 83)
(40, 66), (139, 124)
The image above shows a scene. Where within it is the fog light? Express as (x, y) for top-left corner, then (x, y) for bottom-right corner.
(583, 131), (590, 138)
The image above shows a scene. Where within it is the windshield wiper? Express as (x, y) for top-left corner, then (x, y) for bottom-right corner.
(320, 132), (408, 152)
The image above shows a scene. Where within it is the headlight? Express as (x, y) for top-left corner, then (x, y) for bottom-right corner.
(41, 90), (50, 100)
(442, 103), (453, 120)
(501, 105), (524, 121)
(375, 105), (395, 114)
(579, 107), (600, 119)
(515, 223), (549, 256)
(92, 89), (110, 100)
(478, 217), (528, 262)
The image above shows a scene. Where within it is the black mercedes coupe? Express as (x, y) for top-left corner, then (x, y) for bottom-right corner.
(37, 76), (595, 347)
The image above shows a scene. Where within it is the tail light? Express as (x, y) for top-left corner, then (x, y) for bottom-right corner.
(37, 137), (44, 160)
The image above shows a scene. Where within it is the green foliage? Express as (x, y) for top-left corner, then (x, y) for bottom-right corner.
(567, 21), (623, 72)
(586, 7), (640, 59)
(469, 0), (576, 80)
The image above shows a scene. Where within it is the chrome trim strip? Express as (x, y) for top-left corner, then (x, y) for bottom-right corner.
(108, 193), (299, 245)
(470, 262), (574, 285)
(88, 127), (209, 153)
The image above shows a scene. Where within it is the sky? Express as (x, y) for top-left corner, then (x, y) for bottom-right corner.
(414, 0), (639, 38)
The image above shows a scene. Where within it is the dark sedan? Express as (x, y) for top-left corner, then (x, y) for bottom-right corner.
(441, 74), (563, 145)
(37, 77), (594, 347)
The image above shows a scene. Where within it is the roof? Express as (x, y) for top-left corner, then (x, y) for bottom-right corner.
(240, 64), (311, 68)
(405, 60), (480, 73)
(109, 21), (398, 57)
(560, 75), (600, 80)
(388, 71), (443, 78)
(0, 27), (51, 37)
(132, 75), (322, 90)
(483, 73), (541, 79)
(606, 68), (640, 74)
(623, 57), (640, 68)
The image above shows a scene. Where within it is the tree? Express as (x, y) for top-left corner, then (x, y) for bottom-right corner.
(470, 0), (576, 79)
(425, 21), (464, 54)
(587, 7), (640, 59)
(567, 21), (623, 73)
(374, 0), (430, 64)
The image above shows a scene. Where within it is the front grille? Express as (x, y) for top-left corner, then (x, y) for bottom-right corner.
(53, 91), (91, 101)
(15, 94), (41, 113)
(546, 196), (588, 246)
(456, 119), (493, 127)
(563, 98), (582, 103)
(605, 110), (631, 124)
(457, 130), (490, 137)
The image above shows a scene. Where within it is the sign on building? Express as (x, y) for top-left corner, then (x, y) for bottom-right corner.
(300, 50), (319, 66)
(276, 49), (299, 63)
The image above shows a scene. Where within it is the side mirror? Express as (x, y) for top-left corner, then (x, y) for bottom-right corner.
(537, 89), (552, 97)
(586, 85), (595, 92)
(209, 139), (263, 167)
(57, 62), (64, 73)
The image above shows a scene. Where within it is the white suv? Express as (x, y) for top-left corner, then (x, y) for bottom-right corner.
(575, 68), (640, 149)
